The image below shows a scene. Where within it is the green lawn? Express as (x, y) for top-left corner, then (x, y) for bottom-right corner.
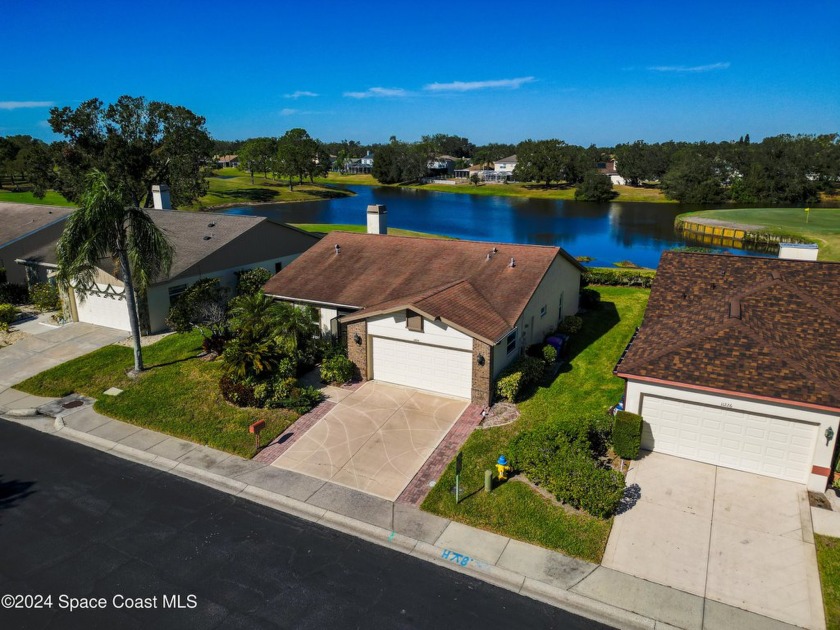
(313, 172), (673, 203)
(421, 286), (650, 563)
(292, 223), (452, 239)
(14, 330), (298, 458)
(678, 207), (840, 261)
(817, 534), (840, 629)
(187, 168), (355, 210)
(0, 189), (75, 207)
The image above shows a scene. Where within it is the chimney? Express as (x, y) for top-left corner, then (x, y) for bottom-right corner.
(778, 242), (818, 261)
(152, 184), (171, 210)
(367, 204), (387, 235)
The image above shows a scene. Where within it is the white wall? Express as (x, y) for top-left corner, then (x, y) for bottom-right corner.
(367, 311), (473, 350)
(625, 379), (840, 492)
(146, 253), (301, 333)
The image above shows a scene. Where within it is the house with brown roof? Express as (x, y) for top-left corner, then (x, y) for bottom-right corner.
(0, 202), (74, 285)
(263, 205), (583, 404)
(20, 207), (320, 334)
(615, 251), (840, 492)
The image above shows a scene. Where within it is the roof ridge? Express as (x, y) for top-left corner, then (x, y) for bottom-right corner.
(329, 230), (562, 250)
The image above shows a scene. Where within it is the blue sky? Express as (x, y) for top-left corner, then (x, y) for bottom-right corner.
(3, 0), (839, 146)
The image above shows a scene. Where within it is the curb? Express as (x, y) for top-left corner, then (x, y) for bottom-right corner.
(13, 413), (665, 629)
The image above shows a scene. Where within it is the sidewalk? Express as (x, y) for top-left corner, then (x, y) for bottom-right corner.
(0, 392), (804, 630)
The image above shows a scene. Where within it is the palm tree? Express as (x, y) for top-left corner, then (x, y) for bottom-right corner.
(56, 169), (173, 373)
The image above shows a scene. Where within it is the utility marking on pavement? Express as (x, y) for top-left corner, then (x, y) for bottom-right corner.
(441, 549), (474, 568)
(388, 531), (396, 542)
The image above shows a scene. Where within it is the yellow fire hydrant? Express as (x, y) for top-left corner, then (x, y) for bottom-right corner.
(496, 455), (512, 480)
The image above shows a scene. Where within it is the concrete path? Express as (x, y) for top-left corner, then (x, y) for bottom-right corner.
(603, 452), (824, 629)
(272, 382), (468, 500)
(1, 399), (809, 630)
(0, 322), (125, 393)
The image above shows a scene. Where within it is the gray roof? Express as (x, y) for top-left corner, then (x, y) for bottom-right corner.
(0, 202), (74, 247)
(18, 209), (320, 285)
(495, 154), (517, 164)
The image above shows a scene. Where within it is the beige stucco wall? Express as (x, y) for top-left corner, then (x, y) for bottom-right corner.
(625, 379), (840, 492)
(367, 311), (473, 350)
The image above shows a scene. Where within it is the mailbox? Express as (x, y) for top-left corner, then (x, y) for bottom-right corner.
(249, 419), (266, 434)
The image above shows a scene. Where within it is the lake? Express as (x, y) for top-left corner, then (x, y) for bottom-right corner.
(224, 184), (768, 268)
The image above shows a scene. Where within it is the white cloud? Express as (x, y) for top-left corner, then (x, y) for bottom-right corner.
(423, 77), (536, 92)
(280, 108), (299, 116)
(343, 87), (408, 99)
(0, 100), (54, 110)
(647, 62), (731, 73)
(284, 91), (319, 99)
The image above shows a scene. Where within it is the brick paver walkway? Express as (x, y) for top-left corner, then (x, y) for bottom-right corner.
(396, 403), (485, 506)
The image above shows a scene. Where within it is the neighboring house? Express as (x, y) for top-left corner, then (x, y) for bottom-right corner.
(263, 205), (583, 404)
(494, 155), (517, 174)
(596, 160), (626, 186)
(216, 154), (239, 168)
(346, 151), (374, 174)
(615, 251), (840, 492)
(0, 202), (73, 285)
(19, 210), (321, 334)
(427, 155), (457, 176)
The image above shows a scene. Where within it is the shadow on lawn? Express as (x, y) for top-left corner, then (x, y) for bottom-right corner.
(145, 346), (204, 370)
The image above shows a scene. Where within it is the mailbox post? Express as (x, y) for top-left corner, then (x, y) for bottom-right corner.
(249, 419), (266, 451)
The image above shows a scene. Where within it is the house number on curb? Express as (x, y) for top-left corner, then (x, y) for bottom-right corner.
(441, 549), (471, 567)
(720, 402), (733, 409)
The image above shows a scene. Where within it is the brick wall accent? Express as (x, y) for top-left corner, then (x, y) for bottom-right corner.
(471, 339), (493, 405)
(345, 320), (368, 381)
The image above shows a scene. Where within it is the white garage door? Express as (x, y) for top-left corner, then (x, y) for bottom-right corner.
(74, 289), (130, 331)
(640, 395), (817, 483)
(371, 336), (472, 399)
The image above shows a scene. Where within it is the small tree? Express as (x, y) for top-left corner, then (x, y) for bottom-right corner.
(236, 267), (272, 296)
(574, 171), (618, 201)
(469, 173), (480, 187)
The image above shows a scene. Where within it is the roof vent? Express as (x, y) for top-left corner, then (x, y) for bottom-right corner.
(492, 247), (498, 254)
(335, 244), (341, 255)
(208, 222), (216, 228)
(729, 298), (741, 319)
(771, 270), (781, 280)
(509, 257), (516, 268)
(203, 235), (212, 241)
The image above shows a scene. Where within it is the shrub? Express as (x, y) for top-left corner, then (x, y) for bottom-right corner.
(496, 371), (523, 402)
(509, 418), (625, 518)
(237, 267), (272, 296)
(557, 315), (583, 335)
(321, 354), (355, 384)
(166, 278), (227, 335)
(542, 344), (557, 365)
(30, 283), (61, 312)
(582, 268), (655, 288)
(574, 170), (617, 202)
(0, 303), (17, 331)
(495, 355), (546, 402)
(219, 375), (257, 407)
(0, 283), (29, 305)
(579, 288), (601, 310)
(613, 411), (643, 460)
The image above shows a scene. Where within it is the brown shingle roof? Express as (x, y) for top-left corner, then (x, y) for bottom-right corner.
(263, 232), (582, 343)
(616, 251), (840, 410)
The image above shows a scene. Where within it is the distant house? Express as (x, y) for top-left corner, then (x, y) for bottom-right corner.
(346, 151), (374, 174)
(263, 205), (583, 404)
(494, 155), (517, 174)
(216, 154), (240, 168)
(596, 160), (626, 186)
(18, 202), (320, 334)
(426, 155), (457, 177)
(615, 251), (840, 492)
(0, 202), (73, 285)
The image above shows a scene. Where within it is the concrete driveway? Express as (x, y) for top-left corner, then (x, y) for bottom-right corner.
(603, 452), (824, 629)
(272, 381), (469, 501)
(0, 322), (125, 393)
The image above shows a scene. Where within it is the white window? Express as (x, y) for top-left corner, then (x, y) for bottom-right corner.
(506, 330), (517, 354)
(540, 305), (547, 317)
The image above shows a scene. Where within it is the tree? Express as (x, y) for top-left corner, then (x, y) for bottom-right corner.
(421, 134), (475, 158)
(660, 145), (726, 203)
(575, 171), (618, 201)
(371, 140), (427, 184)
(469, 173), (480, 187)
(40, 96), (213, 207)
(472, 143), (516, 168)
(514, 139), (570, 187)
(275, 128), (318, 190)
(56, 170), (173, 373)
(238, 137), (277, 183)
(165, 278), (229, 350)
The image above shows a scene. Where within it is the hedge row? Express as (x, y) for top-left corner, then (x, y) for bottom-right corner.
(582, 268), (656, 288)
(509, 417), (625, 518)
(613, 411), (643, 460)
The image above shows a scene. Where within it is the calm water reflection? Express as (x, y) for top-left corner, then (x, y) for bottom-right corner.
(225, 185), (767, 268)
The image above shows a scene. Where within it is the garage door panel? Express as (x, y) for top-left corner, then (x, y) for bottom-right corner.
(371, 336), (471, 399)
(75, 290), (129, 331)
(641, 395), (817, 484)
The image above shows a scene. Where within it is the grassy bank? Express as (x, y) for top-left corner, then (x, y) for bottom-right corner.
(314, 172), (672, 203)
(817, 535), (840, 629)
(678, 207), (840, 261)
(421, 286), (650, 563)
(0, 189), (75, 207)
(15, 331), (297, 458)
(188, 168), (355, 210)
(292, 224), (451, 239)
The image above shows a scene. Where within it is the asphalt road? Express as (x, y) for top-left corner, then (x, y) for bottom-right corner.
(0, 421), (610, 630)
